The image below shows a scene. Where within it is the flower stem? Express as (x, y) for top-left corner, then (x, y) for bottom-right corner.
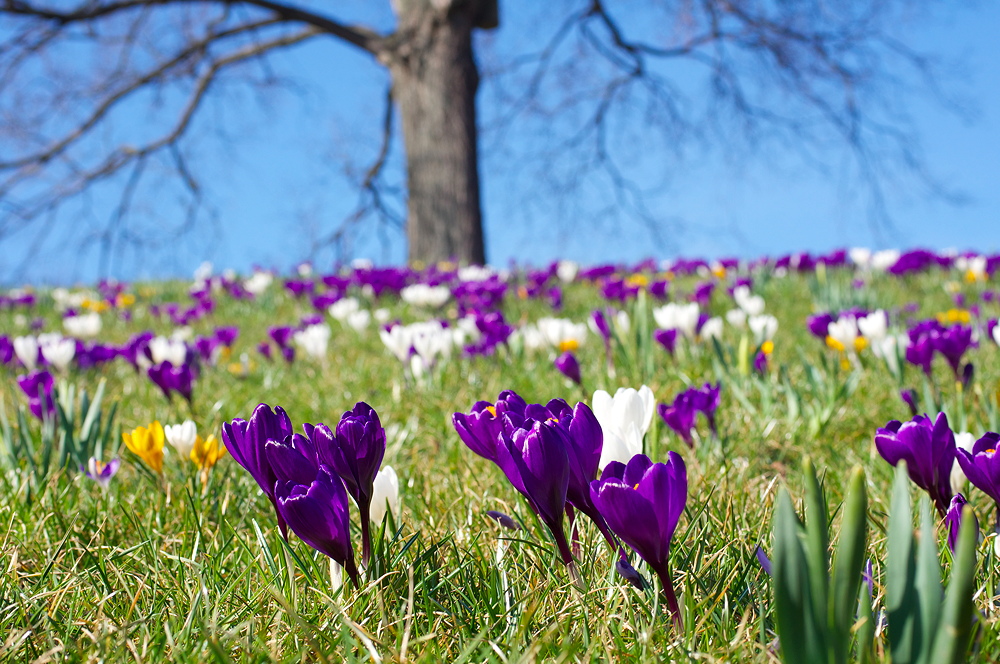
(360, 501), (373, 567)
(654, 563), (683, 630)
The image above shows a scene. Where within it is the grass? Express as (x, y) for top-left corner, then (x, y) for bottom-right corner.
(1, 263), (998, 662)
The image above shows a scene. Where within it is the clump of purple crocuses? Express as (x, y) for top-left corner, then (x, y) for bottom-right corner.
(222, 401), (389, 584)
(658, 383), (721, 448)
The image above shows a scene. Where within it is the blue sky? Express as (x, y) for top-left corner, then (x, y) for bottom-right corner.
(2, 1), (997, 285)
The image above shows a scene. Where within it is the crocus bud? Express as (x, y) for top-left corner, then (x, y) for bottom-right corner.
(554, 351), (582, 385)
(164, 420), (198, 459)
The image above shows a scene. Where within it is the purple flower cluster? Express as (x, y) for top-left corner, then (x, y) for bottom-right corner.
(658, 383), (721, 447)
(16, 370), (55, 419)
(905, 320), (976, 379)
(222, 401), (388, 581)
(875, 412), (956, 515)
(454, 391), (688, 624)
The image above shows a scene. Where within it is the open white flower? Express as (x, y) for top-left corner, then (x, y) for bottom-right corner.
(857, 310), (888, 342)
(328, 297), (361, 321)
(556, 260), (579, 283)
(592, 385), (656, 470)
(652, 302), (700, 338)
(149, 336), (188, 366)
(699, 317), (724, 341)
(64, 312), (102, 338)
(536, 317), (588, 350)
(293, 324), (331, 359)
(726, 308), (747, 329)
(827, 316), (860, 351)
(401, 284), (450, 308)
(40, 335), (75, 372)
(748, 314), (778, 344)
(346, 310), (372, 332)
(13, 335), (39, 370)
(243, 270), (273, 295)
(733, 286), (765, 316)
(370, 465), (401, 525)
(164, 420), (198, 459)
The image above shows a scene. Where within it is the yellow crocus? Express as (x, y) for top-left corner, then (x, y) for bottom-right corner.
(123, 421), (165, 473)
(191, 434), (227, 471)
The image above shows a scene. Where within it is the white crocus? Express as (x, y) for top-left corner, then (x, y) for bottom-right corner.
(726, 308), (747, 329)
(243, 270), (273, 295)
(951, 432), (977, 497)
(293, 324), (331, 359)
(748, 314), (778, 344)
(64, 312), (102, 338)
(652, 302), (700, 338)
(614, 310), (631, 335)
(40, 335), (75, 372)
(149, 336), (188, 366)
(328, 297), (361, 321)
(401, 284), (450, 308)
(871, 250), (901, 272)
(849, 247), (872, 268)
(346, 310), (372, 332)
(13, 335), (39, 370)
(164, 420), (198, 460)
(857, 310), (888, 343)
(593, 385), (656, 470)
(733, 286), (765, 316)
(992, 325), (1000, 348)
(556, 260), (579, 283)
(536, 317), (588, 350)
(827, 316), (860, 351)
(380, 324), (412, 363)
(370, 465), (401, 525)
(699, 317), (724, 342)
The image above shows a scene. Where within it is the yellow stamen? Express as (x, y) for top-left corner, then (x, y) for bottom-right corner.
(625, 274), (649, 288)
(825, 336), (846, 352)
(761, 340), (774, 355)
(517, 286), (528, 300)
(558, 339), (580, 353)
(853, 337), (868, 353)
(712, 266), (726, 279)
(486, 405), (497, 417)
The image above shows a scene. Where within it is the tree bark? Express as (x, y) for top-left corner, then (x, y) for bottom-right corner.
(389, 1), (488, 266)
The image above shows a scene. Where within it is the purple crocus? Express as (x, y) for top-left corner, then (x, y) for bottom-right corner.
(900, 389), (918, 417)
(222, 404), (294, 538)
(316, 402), (386, 566)
(591, 452), (687, 628)
(16, 370), (55, 420)
(875, 412), (956, 515)
(82, 457), (120, 489)
(542, 400), (618, 550)
(147, 361), (195, 403)
(945, 493), (976, 554)
(658, 397), (697, 447)
(496, 418), (574, 567)
(452, 390), (527, 462)
(274, 464), (359, 584)
(654, 328), (678, 356)
(936, 325), (976, 380)
(807, 313), (835, 339)
(955, 432), (1000, 511)
(554, 351), (582, 385)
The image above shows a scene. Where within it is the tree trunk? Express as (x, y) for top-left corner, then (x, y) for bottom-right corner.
(389, 2), (488, 266)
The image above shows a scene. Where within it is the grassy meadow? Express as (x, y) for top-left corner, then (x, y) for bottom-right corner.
(1, 258), (999, 662)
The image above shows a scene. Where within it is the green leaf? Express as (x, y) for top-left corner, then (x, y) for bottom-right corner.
(928, 505), (978, 664)
(773, 488), (814, 664)
(801, 457), (830, 658)
(886, 462), (920, 664)
(830, 466), (867, 664)
(915, 495), (943, 663)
